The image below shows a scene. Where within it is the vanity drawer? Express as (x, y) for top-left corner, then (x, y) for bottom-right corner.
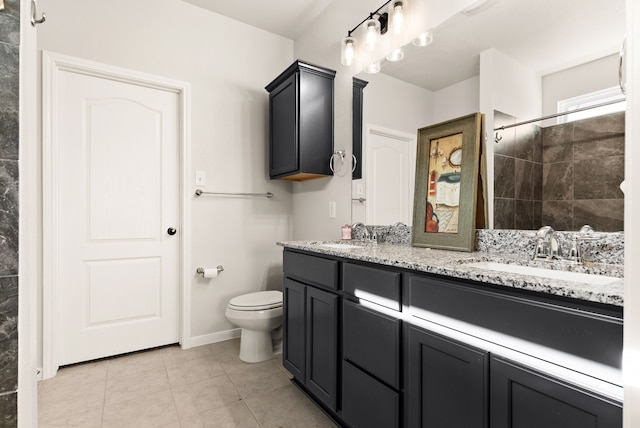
(284, 250), (339, 291)
(407, 274), (623, 368)
(343, 300), (401, 388)
(342, 361), (400, 428)
(343, 262), (401, 311)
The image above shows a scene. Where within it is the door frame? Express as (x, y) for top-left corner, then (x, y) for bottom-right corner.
(41, 51), (192, 378)
(364, 124), (417, 225)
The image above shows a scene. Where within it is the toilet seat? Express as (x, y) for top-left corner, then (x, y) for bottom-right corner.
(228, 290), (282, 311)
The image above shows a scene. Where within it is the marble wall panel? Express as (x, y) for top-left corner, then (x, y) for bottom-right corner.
(494, 155), (515, 198)
(0, 0), (20, 45)
(514, 200), (536, 230)
(541, 201), (573, 231)
(543, 161), (573, 201)
(0, 161), (18, 276)
(574, 199), (624, 232)
(542, 123), (573, 163)
(574, 156), (624, 200)
(1, 2), (20, 425)
(515, 123), (542, 163)
(0, 277), (17, 395)
(0, 392), (17, 426)
(493, 198), (515, 229)
(573, 111), (624, 141)
(515, 159), (542, 200)
(0, 44), (19, 161)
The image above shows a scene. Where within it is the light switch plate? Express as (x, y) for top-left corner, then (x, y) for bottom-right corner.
(195, 170), (206, 186)
(329, 202), (336, 218)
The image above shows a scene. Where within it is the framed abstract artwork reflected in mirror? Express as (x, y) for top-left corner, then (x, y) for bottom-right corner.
(412, 113), (483, 252)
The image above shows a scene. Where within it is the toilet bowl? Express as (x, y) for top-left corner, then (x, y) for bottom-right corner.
(225, 290), (283, 363)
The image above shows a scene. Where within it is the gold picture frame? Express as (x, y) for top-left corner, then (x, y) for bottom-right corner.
(411, 113), (483, 251)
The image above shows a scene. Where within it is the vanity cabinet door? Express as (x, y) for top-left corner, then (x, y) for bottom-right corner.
(305, 285), (339, 411)
(343, 299), (400, 388)
(405, 324), (489, 428)
(490, 356), (622, 428)
(282, 278), (306, 383)
(342, 361), (400, 428)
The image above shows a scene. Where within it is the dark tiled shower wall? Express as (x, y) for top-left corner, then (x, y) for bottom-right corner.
(493, 110), (543, 230)
(542, 112), (624, 231)
(0, 0), (20, 426)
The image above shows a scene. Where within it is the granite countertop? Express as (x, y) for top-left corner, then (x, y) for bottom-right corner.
(278, 241), (624, 307)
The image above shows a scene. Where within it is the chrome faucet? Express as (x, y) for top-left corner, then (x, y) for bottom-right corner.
(351, 222), (374, 242)
(566, 225), (596, 264)
(533, 226), (562, 260)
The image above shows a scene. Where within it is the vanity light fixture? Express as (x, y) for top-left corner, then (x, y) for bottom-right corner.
(340, 0), (432, 72)
(340, 0), (391, 69)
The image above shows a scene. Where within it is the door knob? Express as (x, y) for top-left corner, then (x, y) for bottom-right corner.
(167, 227), (177, 236)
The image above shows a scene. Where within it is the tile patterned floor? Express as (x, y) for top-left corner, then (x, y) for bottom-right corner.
(38, 339), (337, 428)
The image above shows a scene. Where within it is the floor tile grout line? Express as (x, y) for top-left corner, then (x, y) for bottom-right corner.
(164, 359), (186, 428)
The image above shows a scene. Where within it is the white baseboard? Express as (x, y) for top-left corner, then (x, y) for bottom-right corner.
(187, 328), (242, 348)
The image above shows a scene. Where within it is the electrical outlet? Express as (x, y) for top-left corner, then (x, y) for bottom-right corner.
(195, 170), (206, 186)
(329, 202), (336, 218)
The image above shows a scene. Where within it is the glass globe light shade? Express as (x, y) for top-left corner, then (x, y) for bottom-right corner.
(363, 18), (381, 51)
(364, 61), (381, 74)
(389, 1), (406, 35)
(386, 47), (404, 62)
(413, 30), (433, 47)
(341, 37), (357, 66)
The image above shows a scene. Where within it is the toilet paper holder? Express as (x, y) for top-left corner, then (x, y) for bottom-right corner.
(196, 265), (224, 277)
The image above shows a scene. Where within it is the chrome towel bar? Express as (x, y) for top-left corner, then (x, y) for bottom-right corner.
(195, 189), (273, 198)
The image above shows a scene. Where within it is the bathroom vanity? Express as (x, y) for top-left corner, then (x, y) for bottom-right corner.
(279, 239), (623, 428)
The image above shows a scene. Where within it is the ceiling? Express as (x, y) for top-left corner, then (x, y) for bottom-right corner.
(380, 0), (627, 91)
(180, 0), (626, 91)
(180, 0), (336, 39)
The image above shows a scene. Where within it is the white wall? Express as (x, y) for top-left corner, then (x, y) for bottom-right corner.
(432, 76), (480, 124)
(542, 54), (620, 117)
(36, 0), (295, 360)
(625, 1), (640, 426)
(361, 72), (433, 132)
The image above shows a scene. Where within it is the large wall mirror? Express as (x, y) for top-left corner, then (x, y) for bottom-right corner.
(351, 0), (626, 232)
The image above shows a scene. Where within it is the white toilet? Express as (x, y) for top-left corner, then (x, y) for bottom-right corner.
(225, 290), (283, 363)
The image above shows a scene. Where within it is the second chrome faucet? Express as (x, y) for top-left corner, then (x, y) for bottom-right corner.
(533, 226), (562, 260)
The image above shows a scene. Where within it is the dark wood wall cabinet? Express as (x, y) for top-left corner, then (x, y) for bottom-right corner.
(281, 249), (623, 428)
(265, 60), (336, 181)
(352, 77), (368, 180)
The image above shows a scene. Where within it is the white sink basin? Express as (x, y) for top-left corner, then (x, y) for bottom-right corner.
(467, 261), (619, 285)
(317, 243), (364, 249)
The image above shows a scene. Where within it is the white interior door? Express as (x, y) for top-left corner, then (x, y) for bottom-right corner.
(53, 60), (181, 366)
(365, 126), (417, 225)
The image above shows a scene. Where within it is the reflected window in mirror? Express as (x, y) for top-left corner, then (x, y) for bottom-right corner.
(558, 86), (626, 124)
